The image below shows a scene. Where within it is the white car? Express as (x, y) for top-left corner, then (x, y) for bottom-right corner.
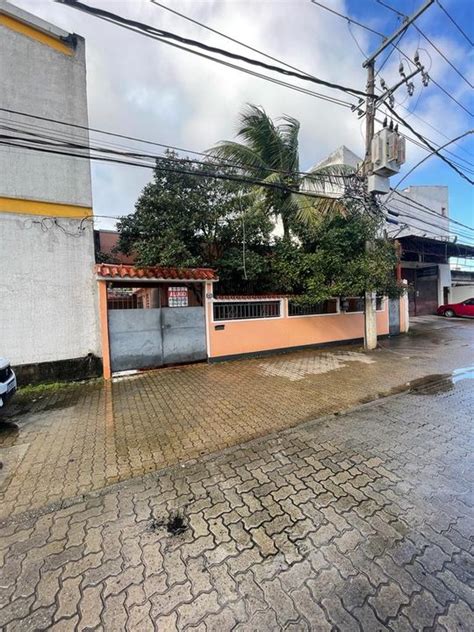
(0, 357), (17, 409)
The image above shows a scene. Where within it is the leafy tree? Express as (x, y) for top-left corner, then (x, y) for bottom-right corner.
(209, 104), (349, 239)
(116, 150), (274, 293)
(271, 209), (401, 302)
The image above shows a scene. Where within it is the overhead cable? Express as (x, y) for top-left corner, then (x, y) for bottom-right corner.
(55, 0), (369, 99)
(436, 0), (473, 47)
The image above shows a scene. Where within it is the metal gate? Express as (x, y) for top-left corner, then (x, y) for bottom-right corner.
(109, 307), (207, 372)
(388, 298), (400, 335)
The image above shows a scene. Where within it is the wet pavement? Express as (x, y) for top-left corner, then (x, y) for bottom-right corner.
(0, 356), (472, 630)
(0, 316), (473, 519)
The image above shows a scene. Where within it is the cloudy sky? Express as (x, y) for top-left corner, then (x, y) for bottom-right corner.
(12, 0), (474, 250)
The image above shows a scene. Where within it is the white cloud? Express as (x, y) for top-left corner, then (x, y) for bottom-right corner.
(10, 0), (473, 229)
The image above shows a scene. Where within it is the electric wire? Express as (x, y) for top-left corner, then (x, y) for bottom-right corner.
(375, 0), (473, 89)
(0, 121), (356, 182)
(0, 135), (358, 202)
(56, 0), (369, 99)
(437, 0), (473, 47)
(387, 130), (474, 202)
(390, 190), (474, 233)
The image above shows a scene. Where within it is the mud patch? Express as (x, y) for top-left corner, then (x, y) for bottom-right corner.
(150, 511), (187, 536)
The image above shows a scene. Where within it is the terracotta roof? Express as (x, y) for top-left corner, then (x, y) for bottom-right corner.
(96, 264), (218, 281)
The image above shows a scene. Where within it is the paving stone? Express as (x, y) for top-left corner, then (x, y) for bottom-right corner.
(1, 323), (473, 630)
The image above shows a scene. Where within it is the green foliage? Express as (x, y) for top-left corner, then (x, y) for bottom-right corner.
(117, 150), (274, 293)
(118, 117), (401, 301)
(209, 104), (350, 239)
(271, 211), (401, 302)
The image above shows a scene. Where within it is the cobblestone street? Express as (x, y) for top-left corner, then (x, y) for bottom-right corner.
(1, 359), (473, 631)
(0, 317), (473, 518)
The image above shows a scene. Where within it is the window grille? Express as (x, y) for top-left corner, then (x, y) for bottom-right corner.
(288, 299), (338, 316)
(213, 300), (280, 321)
(342, 296), (384, 312)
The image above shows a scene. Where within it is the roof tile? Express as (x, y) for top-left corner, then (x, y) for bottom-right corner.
(96, 263), (218, 281)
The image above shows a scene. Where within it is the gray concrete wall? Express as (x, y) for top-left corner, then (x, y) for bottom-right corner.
(0, 3), (99, 368)
(0, 213), (100, 365)
(0, 6), (92, 206)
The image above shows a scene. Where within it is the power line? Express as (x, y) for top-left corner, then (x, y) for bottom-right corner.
(383, 101), (474, 184)
(311, 0), (474, 124)
(149, 0), (324, 83)
(375, 0), (473, 89)
(387, 206), (474, 241)
(387, 130), (474, 200)
(0, 119), (355, 182)
(310, 0), (385, 37)
(437, 0), (473, 47)
(393, 190), (474, 231)
(56, 0), (369, 99)
(427, 75), (473, 118)
(413, 24), (473, 89)
(0, 134), (360, 202)
(391, 190), (474, 233)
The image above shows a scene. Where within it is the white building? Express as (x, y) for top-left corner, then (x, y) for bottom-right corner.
(307, 145), (474, 315)
(0, 1), (100, 382)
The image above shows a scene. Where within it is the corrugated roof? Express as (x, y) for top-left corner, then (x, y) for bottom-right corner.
(96, 264), (218, 281)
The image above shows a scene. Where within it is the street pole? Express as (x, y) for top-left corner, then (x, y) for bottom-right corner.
(361, 0), (435, 351)
(363, 61), (377, 350)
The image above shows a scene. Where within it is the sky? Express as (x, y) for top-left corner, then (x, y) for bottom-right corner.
(10, 0), (474, 260)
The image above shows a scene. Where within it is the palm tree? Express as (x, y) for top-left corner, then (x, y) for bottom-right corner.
(209, 104), (351, 240)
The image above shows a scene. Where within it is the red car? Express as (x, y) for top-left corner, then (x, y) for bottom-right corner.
(437, 298), (474, 318)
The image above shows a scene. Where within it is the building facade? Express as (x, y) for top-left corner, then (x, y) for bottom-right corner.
(310, 145), (474, 316)
(0, 1), (100, 382)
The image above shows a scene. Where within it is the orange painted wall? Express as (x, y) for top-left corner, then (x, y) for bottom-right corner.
(207, 298), (389, 358)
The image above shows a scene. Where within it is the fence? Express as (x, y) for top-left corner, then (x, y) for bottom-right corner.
(213, 300), (281, 321)
(206, 293), (403, 360)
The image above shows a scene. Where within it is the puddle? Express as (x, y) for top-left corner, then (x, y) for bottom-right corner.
(452, 366), (474, 384)
(408, 366), (474, 395)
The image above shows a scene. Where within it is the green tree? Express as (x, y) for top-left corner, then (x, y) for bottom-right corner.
(209, 104), (349, 239)
(116, 150), (274, 293)
(272, 210), (401, 302)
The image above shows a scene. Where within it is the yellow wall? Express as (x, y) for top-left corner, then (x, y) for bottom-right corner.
(0, 13), (73, 56)
(0, 197), (92, 218)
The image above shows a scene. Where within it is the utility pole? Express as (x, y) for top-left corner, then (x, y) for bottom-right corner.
(363, 60), (377, 350)
(361, 0), (434, 351)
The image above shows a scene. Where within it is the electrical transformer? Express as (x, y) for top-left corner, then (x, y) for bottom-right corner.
(371, 128), (406, 177)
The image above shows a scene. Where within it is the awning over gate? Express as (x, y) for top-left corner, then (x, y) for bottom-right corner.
(96, 264), (218, 282)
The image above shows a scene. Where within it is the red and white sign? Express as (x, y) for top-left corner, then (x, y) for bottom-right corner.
(168, 286), (188, 308)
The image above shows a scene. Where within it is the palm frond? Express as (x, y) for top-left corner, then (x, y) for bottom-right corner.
(293, 191), (349, 226)
(302, 163), (356, 195)
(208, 141), (269, 176)
(278, 114), (300, 173)
(237, 104), (288, 170)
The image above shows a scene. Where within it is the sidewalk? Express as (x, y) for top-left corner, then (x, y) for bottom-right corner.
(0, 316), (472, 519)
(0, 364), (472, 631)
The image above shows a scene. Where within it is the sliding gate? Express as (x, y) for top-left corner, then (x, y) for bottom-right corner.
(108, 307), (207, 372)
